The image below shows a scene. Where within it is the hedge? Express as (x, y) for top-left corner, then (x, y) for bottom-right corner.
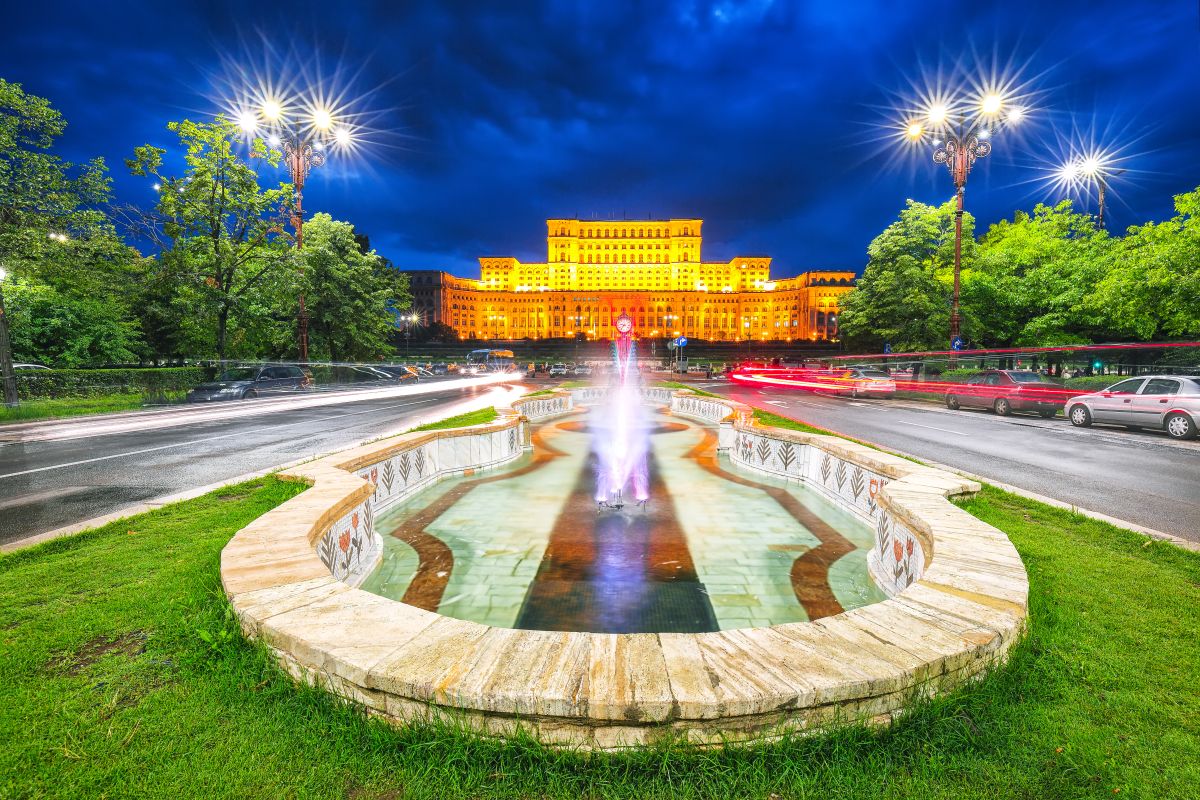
(14, 367), (215, 400)
(1062, 375), (1124, 391)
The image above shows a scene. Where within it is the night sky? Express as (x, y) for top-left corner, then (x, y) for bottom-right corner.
(4, 1), (1198, 279)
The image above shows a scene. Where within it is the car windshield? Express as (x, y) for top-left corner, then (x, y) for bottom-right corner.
(217, 368), (258, 381)
(1009, 372), (1055, 384)
(856, 369), (891, 378)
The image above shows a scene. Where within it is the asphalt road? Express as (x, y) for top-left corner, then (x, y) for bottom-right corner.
(0, 377), (527, 546)
(699, 380), (1200, 543)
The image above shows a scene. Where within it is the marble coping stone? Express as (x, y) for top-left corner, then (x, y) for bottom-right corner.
(220, 387), (1029, 750)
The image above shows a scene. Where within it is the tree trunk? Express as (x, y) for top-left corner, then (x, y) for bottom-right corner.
(216, 302), (229, 362)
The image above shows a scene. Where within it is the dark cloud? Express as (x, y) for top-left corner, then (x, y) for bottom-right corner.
(3, 0), (1197, 277)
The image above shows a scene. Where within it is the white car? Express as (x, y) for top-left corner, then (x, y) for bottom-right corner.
(548, 363), (569, 377)
(1066, 375), (1199, 439)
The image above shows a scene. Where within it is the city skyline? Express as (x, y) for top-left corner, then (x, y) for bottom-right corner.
(2, 1), (1196, 278)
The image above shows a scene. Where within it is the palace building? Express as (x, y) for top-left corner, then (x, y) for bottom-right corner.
(405, 218), (854, 341)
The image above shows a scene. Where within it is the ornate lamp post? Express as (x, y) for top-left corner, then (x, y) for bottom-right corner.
(905, 94), (1020, 347)
(237, 101), (354, 362)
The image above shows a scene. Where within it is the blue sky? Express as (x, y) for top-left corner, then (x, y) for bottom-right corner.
(4, 1), (1197, 278)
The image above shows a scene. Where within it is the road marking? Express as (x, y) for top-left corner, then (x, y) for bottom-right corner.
(0, 396), (447, 481)
(764, 400), (788, 407)
(895, 420), (970, 437)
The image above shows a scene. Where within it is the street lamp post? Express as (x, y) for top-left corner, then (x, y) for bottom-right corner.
(0, 268), (17, 407)
(906, 93), (1019, 348)
(1057, 157), (1127, 231)
(237, 100), (354, 363)
(1084, 163), (1126, 231)
(938, 132), (989, 346)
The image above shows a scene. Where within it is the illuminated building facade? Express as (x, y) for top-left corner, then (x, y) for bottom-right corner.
(407, 218), (854, 341)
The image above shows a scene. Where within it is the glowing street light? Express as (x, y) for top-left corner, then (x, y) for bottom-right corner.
(901, 88), (1024, 349)
(229, 90), (360, 362)
(1057, 151), (1126, 230)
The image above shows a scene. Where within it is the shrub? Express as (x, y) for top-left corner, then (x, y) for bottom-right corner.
(1064, 375), (1123, 391)
(14, 367), (215, 400)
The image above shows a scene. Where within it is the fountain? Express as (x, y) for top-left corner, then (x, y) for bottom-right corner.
(220, 312), (1029, 748)
(593, 313), (649, 509)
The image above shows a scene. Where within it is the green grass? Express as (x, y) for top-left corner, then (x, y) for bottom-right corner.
(751, 408), (829, 434)
(407, 406), (498, 432)
(522, 389), (556, 397)
(557, 379), (591, 388)
(2, 477), (1198, 797)
(0, 393), (170, 424)
(655, 381), (719, 398)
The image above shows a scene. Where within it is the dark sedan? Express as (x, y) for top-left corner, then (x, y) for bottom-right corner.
(187, 365), (311, 402)
(944, 370), (1065, 418)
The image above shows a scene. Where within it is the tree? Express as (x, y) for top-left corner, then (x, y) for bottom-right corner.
(0, 79), (114, 275)
(5, 281), (139, 366)
(300, 213), (410, 362)
(971, 201), (1113, 346)
(837, 199), (976, 351)
(124, 118), (295, 361)
(0, 79), (142, 372)
(1090, 186), (1200, 340)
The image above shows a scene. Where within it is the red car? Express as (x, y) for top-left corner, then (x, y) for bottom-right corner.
(944, 370), (1065, 418)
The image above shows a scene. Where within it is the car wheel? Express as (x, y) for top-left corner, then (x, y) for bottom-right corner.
(850, 388), (860, 399)
(1038, 409), (1057, 419)
(945, 395), (960, 410)
(1165, 412), (1197, 440)
(882, 393), (895, 400)
(1068, 404), (1092, 427)
(993, 398), (1012, 416)
(241, 389), (258, 400)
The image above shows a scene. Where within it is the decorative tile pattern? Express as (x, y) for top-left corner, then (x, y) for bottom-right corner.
(316, 501), (380, 587)
(867, 511), (924, 595)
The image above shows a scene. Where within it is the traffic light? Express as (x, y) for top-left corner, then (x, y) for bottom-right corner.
(1092, 360), (1103, 370)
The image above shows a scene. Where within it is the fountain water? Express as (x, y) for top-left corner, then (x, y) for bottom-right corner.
(593, 313), (650, 506)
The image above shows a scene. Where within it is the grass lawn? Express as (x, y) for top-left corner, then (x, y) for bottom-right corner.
(0, 394), (165, 424)
(407, 407), (498, 432)
(2, 479), (1198, 796)
(655, 380), (719, 398)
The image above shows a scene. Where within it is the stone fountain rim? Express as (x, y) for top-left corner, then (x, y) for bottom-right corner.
(219, 387), (1029, 749)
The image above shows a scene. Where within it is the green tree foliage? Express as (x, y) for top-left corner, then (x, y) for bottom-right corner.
(838, 199), (975, 351)
(841, 189), (1200, 351)
(0, 79), (143, 366)
(126, 118), (296, 360)
(5, 281), (140, 366)
(1091, 187), (1200, 340)
(301, 214), (410, 362)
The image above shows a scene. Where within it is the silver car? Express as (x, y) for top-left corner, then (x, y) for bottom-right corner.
(1066, 375), (1200, 439)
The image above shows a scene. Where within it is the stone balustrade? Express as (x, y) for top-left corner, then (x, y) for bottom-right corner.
(220, 386), (1028, 750)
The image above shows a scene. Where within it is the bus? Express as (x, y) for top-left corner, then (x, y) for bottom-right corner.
(464, 349), (516, 374)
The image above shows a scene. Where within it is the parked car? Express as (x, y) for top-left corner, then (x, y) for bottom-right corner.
(836, 368), (897, 399)
(1066, 375), (1200, 439)
(549, 363), (569, 377)
(944, 370), (1064, 418)
(187, 365), (311, 402)
(375, 365), (420, 384)
(573, 363), (593, 377)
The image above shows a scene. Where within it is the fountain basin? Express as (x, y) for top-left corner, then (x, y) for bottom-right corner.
(220, 388), (1028, 749)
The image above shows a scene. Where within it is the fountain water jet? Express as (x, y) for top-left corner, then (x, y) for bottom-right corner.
(593, 313), (650, 506)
